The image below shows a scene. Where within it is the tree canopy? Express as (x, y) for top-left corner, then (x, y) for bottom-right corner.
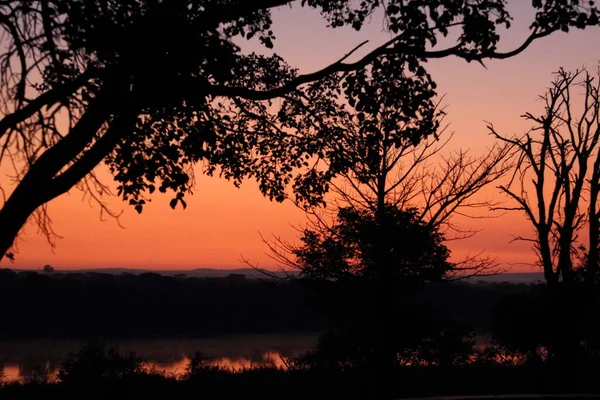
(294, 205), (452, 283)
(0, 0), (598, 260)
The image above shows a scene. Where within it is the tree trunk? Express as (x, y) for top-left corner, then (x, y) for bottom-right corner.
(586, 166), (599, 283)
(539, 226), (558, 287)
(549, 285), (582, 392)
(0, 93), (123, 261)
(0, 193), (42, 259)
(558, 235), (574, 285)
(374, 176), (397, 397)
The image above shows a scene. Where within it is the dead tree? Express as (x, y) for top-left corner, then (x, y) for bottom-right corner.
(490, 67), (600, 288)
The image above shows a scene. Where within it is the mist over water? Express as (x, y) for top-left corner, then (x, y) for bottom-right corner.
(0, 333), (319, 383)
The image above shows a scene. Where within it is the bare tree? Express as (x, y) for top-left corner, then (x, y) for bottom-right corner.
(331, 122), (513, 241)
(260, 111), (513, 280)
(489, 66), (600, 288)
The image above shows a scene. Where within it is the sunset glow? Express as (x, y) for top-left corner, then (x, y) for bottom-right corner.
(2, 3), (600, 272)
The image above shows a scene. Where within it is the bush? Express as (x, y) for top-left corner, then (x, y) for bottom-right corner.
(58, 342), (144, 385)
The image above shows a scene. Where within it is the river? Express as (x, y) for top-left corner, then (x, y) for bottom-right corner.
(0, 333), (319, 383)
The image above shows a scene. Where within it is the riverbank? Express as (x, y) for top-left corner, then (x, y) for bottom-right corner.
(2, 343), (600, 400)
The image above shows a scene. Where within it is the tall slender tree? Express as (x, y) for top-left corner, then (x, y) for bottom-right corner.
(490, 67), (600, 288)
(489, 67), (600, 379)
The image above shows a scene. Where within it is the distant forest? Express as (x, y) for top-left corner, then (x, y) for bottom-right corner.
(0, 269), (543, 339)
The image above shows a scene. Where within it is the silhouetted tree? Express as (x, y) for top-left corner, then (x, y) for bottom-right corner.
(294, 205), (452, 284)
(41, 264), (55, 273)
(263, 66), (511, 281)
(322, 73), (511, 276)
(490, 67), (600, 289)
(290, 205), (453, 394)
(255, 68), (508, 392)
(0, 0), (598, 261)
(489, 66), (600, 385)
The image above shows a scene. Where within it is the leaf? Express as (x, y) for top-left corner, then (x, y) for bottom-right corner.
(169, 198), (178, 210)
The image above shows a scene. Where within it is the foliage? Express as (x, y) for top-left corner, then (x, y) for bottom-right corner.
(261, 64), (511, 287)
(0, 0), (598, 259)
(5, 338), (600, 399)
(271, 204), (453, 378)
(4, 273), (600, 396)
(58, 342), (144, 385)
(294, 205), (452, 284)
(42, 264), (55, 273)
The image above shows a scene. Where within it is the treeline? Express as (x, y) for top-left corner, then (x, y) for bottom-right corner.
(0, 269), (324, 338)
(0, 268), (548, 339)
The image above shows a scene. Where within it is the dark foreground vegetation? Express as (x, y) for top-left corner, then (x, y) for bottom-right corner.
(3, 271), (600, 399)
(1, 1), (600, 398)
(2, 341), (600, 400)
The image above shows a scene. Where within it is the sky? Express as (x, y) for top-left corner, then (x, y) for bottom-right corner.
(3, 2), (600, 271)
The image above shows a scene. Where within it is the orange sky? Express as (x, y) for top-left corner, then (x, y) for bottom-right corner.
(3, 2), (600, 271)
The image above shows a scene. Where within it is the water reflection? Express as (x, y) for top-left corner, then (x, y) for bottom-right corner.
(0, 333), (318, 383)
(2, 365), (20, 382)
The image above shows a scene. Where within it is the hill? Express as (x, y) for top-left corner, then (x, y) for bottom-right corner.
(13, 267), (544, 283)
